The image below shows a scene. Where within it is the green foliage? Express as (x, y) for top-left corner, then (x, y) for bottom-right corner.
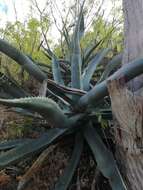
(81, 16), (123, 53)
(3, 18), (47, 61)
(0, 18), (50, 83)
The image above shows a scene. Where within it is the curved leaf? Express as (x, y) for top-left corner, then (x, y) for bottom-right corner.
(79, 13), (84, 40)
(98, 53), (122, 83)
(0, 72), (29, 98)
(77, 58), (143, 110)
(0, 139), (32, 151)
(0, 128), (67, 169)
(0, 39), (46, 82)
(43, 46), (64, 85)
(82, 48), (111, 91)
(83, 123), (127, 190)
(0, 97), (69, 128)
(83, 40), (103, 65)
(52, 56), (64, 85)
(47, 79), (85, 96)
(71, 1), (85, 95)
(54, 132), (83, 190)
(10, 107), (41, 118)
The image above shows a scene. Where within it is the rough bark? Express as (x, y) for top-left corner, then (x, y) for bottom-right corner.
(107, 78), (143, 190)
(123, 0), (143, 90)
(107, 0), (143, 189)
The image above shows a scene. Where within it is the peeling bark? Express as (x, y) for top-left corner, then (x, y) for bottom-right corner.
(107, 78), (143, 190)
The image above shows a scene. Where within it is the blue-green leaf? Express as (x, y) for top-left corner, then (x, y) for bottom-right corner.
(10, 107), (41, 118)
(98, 53), (122, 83)
(52, 55), (64, 85)
(71, 2), (85, 92)
(83, 123), (127, 190)
(77, 55), (143, 110)
(54, 132), (83, 190)
(0, 39), (47, 82)
(83, 40), (102, 65)
(0, 97), (69, 128)
(0, 72), (29, 98)
(43, 46), (64, 85)
(71, 52), (82, 90)
(82, 48), (111, 91)
(0, 139), (32, 151)
(0, 128), (67, 169)
(79, 13), (84, 40)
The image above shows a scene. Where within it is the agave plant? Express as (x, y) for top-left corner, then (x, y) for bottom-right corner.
(1, 2), (143, 190)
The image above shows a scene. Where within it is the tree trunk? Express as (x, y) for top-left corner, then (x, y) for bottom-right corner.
(123, 0), (143, 91)
(107, 0), (143, 189)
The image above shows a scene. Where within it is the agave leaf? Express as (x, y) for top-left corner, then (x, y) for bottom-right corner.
(39, 79), (48, 97)
(79, 13), (84, 40)
(52, 55), (64, 85)
(83, 27), (116, 65)
(0, 72), (29, 98)
(0, 139), (32, 151)
(37, 60), (70, 76)
(46, 88), (71, 107)
(98, 53), (122, 83)
(83, 123), (127, 190)
(0, 91), (12, 99)
(0, 128), (67, 169)
(9, 107), (42, 118)
(43, 46), (64, 85)
(71, 1), (85, 91)
(83, 40), (103, 65)
(54, 132), (83, 190)
(89, 109), (112, 120)
(42, 50), (52, 60)
(82, 48), (111, 91)
(42, 45), (54, 58)
(77, 58), (143, 110)
(46, 86), (74, 106)
(47, 79), (85, 96)
(0, 97), (69, 128)
(46, 79), (86, 105)
(71, 37), (82, 91)
(59, 60), (70, 72)
(0, 39), (46, 82)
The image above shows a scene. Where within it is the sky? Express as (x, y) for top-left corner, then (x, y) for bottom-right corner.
(0, 0), (68, 26)
(0, 0), (67, 41)
(0, 0), (31, 25)
(0, 0), (122, 42)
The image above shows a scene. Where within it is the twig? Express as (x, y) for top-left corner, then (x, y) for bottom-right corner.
(17, 145), (57, 190)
